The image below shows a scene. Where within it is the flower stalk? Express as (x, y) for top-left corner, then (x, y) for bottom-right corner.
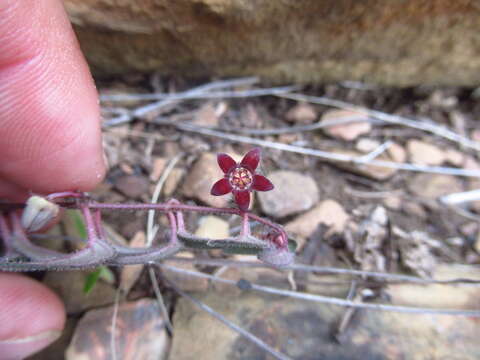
(0, 191), (295, 271)
(0, 148), (295, 271)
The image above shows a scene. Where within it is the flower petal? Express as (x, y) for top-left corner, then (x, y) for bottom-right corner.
(217, 153), (237, 173)
(240, 148), (261, 171)
(234, 190), (250, 211)
(252, 175), (274, 192)
(210, 178), (233, 196)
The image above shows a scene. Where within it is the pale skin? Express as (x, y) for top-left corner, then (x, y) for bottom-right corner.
(0, 1), (105, 358)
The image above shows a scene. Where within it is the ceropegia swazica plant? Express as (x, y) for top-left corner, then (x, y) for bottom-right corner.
(0, 148), (296, 271)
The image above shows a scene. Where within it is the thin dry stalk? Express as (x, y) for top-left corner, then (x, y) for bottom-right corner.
(276, 93), (480, 152)
(110, 289), (121, 360)
(101, 78), (296, 127)
(101, 86), (295, 104)
(440, 189), (480, 205)
(170, 123), (480, 178)
(132, 78), (262, 119)
(165, 257), (480, 286)
(146, 154), (183, 333)
(161, 265), (480, 317)
(148, 267), (173, 333)
(100, 77), (259, 102)
(152, 114), (380, 136)
(147, 154), (183, 245)
(357, 141), (393, 162)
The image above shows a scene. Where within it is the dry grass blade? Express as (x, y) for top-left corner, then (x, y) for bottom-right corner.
(145, 154), (183, 333)
(153, 114), (379, 136)
(101, 87), (295, 104)
(110, 289), (121, 360)
(148, 267), (173, 333)
(132, 78), (261, 119)
(164, 273), (293, 360)
(440, 189), (480, 205)
(100, 77), (259, 102)
(147, 154), (183, 246)
(357, 141), (392, 162)
(344, 188), (404, 199)
(166, 257), (480, 285)
(101, 107), (131, 127)
(171, 123), (480, 178)
(276, 93), (480, 151)
(160, 265), (480, 317)
(101, 78), (296, 127)
(102, 77), (259, 126)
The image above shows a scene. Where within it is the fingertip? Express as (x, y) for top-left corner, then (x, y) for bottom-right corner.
(0, 273), (66, 359)
(0, 0), (105, 193)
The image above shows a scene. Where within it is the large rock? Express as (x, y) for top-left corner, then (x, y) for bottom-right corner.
(43, 271), (116, 314)
(64, 0), (480, 86)
(182, 153), (229, 208)
(66, 299), (169, 360)
(169, 266), (480, 360)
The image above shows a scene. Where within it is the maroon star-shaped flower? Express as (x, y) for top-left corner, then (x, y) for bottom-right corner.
(210, 148), (274, 211)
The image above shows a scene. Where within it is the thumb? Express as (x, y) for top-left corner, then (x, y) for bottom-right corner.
(0, 273), (65, 360)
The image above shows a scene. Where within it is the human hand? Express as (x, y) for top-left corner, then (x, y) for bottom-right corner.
(0, 1), (105, 358)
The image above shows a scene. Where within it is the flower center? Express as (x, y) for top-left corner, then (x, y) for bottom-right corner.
(229, 167), (253, 190)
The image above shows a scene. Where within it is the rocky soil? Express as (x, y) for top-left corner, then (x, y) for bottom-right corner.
(30, 77), (480, 360)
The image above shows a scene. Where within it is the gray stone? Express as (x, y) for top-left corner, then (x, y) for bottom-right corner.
(407, 140), (445, 166)
(285, 199), (349, 239)
(162, 257), (210, 292)
(162, 168), (185, 197)
(182, 153), (229, 208)
(386, 142), (407, 163)
(408, 173), (463, 199)
(66, 299), (169, 360)
(327, 148), (398, 180)
(115, 175), (150, 199)
(195, 216), (230, 239)
(285, 103), (317, 124)
(43, 271), (116, 314)
(258, 171), (319, 218)
(322, 110), (371, 141)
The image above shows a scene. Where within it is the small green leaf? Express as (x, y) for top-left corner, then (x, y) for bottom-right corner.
(83, 266), (115, 294)
(70, 210), (87, 239)
(84, 268), (102, 294)
(98, 266), (115, 284)
(62, 209), (87, 241)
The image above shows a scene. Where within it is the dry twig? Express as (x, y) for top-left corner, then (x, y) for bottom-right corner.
(276, 93), (480, 151)
(170, 123), (480, 178)
(161, 265), (480, 317)
(165, 257), (480, 286)
(146, 154), (184, 333)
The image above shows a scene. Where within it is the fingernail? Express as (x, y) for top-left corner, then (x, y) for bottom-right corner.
(0, 330), (61, 359)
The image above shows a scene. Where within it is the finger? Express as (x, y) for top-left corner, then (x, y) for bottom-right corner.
(0, 0), (105, 197)
(0, 273), (65, 359)
(0, 179), (25, 202)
